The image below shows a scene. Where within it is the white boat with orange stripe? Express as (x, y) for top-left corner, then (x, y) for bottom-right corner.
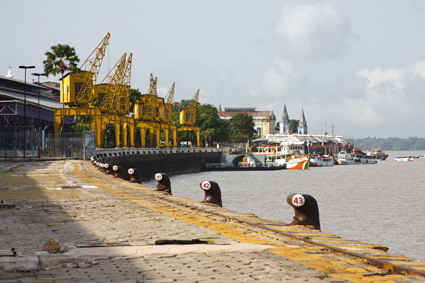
(253, 142), (310, 170)
(285, 152), (311, 170)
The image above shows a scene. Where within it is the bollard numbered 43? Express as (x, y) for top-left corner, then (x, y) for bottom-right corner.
(291, 194), (305, 207)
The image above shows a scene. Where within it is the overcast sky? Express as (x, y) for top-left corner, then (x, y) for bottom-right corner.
(2, 0), (425, 138)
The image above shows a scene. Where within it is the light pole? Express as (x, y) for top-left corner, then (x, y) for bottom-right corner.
(32, 72), (47, 160)
(31, 73), (47, 127)
(59, 60), (65, 158)
(19, 65), (35, 159)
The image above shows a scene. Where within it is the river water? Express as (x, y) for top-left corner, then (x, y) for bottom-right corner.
(144, 150), (425, 261)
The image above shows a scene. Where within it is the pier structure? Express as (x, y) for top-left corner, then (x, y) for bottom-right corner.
(266, 133), (354, 158)
(1, 160), (425, 282)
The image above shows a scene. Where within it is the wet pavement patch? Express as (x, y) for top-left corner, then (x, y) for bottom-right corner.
(0, 204), (16, 209)
(61, 186), (83, 190)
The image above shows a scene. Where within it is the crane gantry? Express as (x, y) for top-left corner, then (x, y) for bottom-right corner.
(179, 89), (200, 146)
(55, 32), (200, 149)
(55, 33), (110, 149)
(61, 32), (110, 107)
(97, 53), (127, 113)
(163, 82), (175, 124)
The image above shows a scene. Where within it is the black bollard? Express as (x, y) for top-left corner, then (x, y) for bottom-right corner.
(96, 162), (102, 170)
(286, 193), (320, 230)
(112, 165), (124, 179)
(104, 163), (114, 175)
(128, 168), (142, 184)
(200, 181), (222, 207)
(154, 173), (172, 194)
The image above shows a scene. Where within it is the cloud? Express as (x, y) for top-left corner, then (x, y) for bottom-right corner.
(356, 68), (407, 105)
(274, 4), (352, 59)
(409, 60), (425, 79)
(256, 58), (298, 98)
(335, 63), (425, 128)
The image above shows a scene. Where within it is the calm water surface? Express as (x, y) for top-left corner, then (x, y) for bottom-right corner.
(144, 150), (425, 260)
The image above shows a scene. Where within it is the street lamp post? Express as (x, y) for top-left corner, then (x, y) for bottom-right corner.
(32, 72), (47, 160)
(31, 73), (47, 127)
(19, 65), (35, 159)
(59, 61), (65, 158)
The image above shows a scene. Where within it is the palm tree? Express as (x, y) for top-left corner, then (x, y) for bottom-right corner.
(71, 115), (93, 133)
(43, 44), (80, 156)
(43, 44), (80, 77)
(129, 88), (142, 112)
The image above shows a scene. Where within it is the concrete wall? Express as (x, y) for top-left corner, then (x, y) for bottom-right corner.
(96, 148), (222, 182)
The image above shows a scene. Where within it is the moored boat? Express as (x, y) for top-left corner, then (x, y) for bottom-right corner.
(252, 142), (310, 170)
(366, 149), (388, 160)
(337, 151), (354, 165)
(285, 153), (311, 170)
(394, 156), (414, 162)
(310, 155), (333, 167)
(352, 153), (378, 164)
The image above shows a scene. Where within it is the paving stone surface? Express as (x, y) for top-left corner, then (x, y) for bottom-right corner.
(1, 160), (424, 282)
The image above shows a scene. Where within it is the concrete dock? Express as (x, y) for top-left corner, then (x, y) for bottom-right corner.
(1, 160), (425, 282)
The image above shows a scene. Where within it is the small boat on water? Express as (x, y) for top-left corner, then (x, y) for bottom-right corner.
(310, 155), (333, 167)
(394, 156), (414, 162)
(352, 153), (378, 164)
(286, 153), (311, 170)
(366, 149), (388, 160)
(337, 151), (354, 165)
(252, 142), (310, 170)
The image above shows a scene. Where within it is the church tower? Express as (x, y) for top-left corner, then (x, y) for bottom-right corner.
(6, 65), (13, 79)
(279, 104), (290, 134)
(298, 109), (308, 135)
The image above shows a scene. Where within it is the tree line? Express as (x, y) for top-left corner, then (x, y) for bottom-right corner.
(354, 137), (425, 151)
(173, 103), (256, 145)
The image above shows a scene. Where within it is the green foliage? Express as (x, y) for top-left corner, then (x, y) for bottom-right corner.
(129, 88), (142, 112)
(170, 103), (229, 145)
(196, 104), (229, 143)
(229, 113), (256, 143)
(289, 119), (299, 134)
(71, 115), (93, 133)
(353, 137), (425, 150)
(43, 44), (80, 77)
(172, 99), (200, 112)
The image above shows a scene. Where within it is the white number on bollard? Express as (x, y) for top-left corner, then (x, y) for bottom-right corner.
(155, 173), (163, 181)
(201, 181), (211, 190)
(292, 194), (305, 207)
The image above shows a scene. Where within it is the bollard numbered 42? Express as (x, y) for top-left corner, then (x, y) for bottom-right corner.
(201, 181), (211, 190)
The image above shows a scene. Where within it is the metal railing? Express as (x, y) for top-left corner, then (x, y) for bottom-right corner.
(0, 132), (84, 160)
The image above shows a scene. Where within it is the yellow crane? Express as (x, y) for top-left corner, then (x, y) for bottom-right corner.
(179, 89), (200, 147)
(117, 52), (133, 116)
(61, 32), (110, 106)
(134, 73), (162, 121)
(179, 89), (199, 126)
(55, 32), (110, 149)
(133, 74), (179, 148)
(97, 53), (127, 113)
(163, 82), (175, 124)
(147, 73), (158, 96)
